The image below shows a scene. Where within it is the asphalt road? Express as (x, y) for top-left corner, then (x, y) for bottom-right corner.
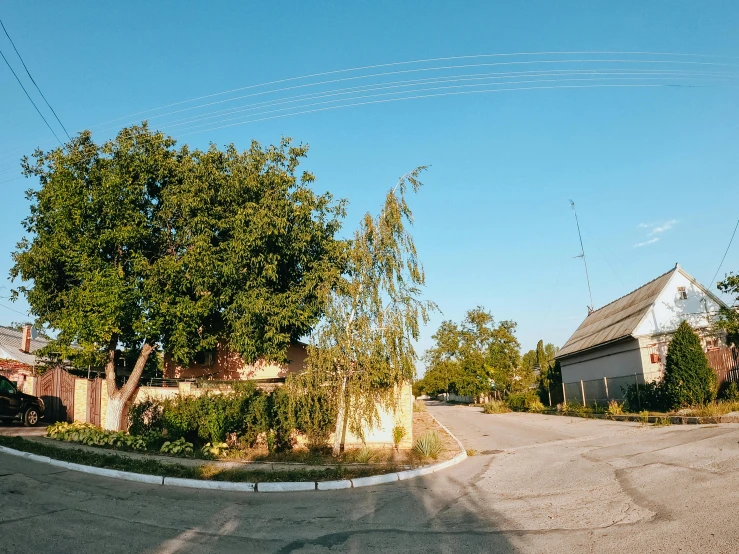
(2, 404), (739, 553)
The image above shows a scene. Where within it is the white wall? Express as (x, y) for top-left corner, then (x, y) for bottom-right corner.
(633, 269), (723, 338)
(560, 338), (643, 384)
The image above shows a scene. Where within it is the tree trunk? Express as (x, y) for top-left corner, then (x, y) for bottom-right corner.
(103, 338), (155, 431)
(332, 376), (348, 457)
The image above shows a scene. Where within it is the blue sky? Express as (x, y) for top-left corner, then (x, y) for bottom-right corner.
(1, 2), (738, 364)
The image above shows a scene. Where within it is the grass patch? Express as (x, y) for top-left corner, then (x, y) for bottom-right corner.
(0, 436), (394, 483)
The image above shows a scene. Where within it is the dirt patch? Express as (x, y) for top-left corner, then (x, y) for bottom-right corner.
(412, 411), (461, 462)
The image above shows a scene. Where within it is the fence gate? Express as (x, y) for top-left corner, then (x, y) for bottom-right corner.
(35, 367), (76, 423)
(87, 377), (103, 426)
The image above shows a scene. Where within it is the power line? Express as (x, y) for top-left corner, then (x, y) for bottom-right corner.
(96, 50), (739, 127)
(0, 47), (63, 146)
(0, 18), (71, 140)
(709, 216), (739, 289)
(0, 302), (30, 317)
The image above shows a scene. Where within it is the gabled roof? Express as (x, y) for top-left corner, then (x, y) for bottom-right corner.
(556, 266), (678, 358)
(0, 326), (50, 366)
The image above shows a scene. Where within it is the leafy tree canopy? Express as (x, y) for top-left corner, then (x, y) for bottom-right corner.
(421, 307), (526, 397)
(11, 124), (346, 428)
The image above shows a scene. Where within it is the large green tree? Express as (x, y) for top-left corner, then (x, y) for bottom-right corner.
(11, 124), (345, 429)
(662, 320), (717, 408)
(301, 167), (435, 456)
(422, 307), (525, 398)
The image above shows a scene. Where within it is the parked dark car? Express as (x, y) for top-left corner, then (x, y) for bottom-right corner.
(0, 375), (45, 425)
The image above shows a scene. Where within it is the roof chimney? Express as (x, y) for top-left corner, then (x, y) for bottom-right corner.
(21, 325), (32, 353)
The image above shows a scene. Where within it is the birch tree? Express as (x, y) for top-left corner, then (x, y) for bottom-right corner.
(302, 167), (435, 456)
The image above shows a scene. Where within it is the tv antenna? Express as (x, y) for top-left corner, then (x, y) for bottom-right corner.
(569, 200), (594, 312)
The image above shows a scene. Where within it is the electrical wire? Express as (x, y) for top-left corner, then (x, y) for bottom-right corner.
(0, 18), (71, 140)
(180, 82), (721, 138)
(709, 217), (739, 289)
(0, 47), (63, 145)
(172, 75), (733, 136)
(96, 50), (739, 126)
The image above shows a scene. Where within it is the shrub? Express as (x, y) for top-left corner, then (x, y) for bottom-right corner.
(353, 445), (377, 463)
(482, 400), (509, 414)
(527, 400), (545, 413)
(625, 380), (666, 412)
(392, 425), (406, 449)
(413, 431), (443, 460)
(606, 400), (624, 415)
(160, 437), (193, 455)
(638, 410), (650, 425)
(201, 442), (229, 457)
(719, 381), (739, 401)
(662, 321), (717, 409)
(47, 422), (149, 451)
(505, 391), (539, 412)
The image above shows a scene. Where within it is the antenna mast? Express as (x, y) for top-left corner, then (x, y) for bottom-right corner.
(569, 200), (594, 312)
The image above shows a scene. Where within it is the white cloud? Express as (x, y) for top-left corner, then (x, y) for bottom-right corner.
(634, 237), (660, 248)
(648, 219), (678, 235)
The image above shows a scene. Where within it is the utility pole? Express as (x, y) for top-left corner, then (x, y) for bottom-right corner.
(570, 200), (594, 312)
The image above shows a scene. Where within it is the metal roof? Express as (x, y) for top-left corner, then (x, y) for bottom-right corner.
(0, 326), (50, 366)
(556, 266), (678, 358)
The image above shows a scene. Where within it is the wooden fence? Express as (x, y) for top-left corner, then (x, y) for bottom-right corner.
(707, 346), (739, 386)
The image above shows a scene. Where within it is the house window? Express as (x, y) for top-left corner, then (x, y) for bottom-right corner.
(677, 286), (687, 300)
(705, 337), (719, 350)
(193, 350), (215, 366)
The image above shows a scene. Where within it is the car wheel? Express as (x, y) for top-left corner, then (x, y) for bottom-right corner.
(24, 408), (40, 426)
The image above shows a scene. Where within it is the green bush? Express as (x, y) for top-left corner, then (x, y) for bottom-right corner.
(160, 437), (193, 455)
(719, 381), (739, 401)
(392, 425), (406, 449)
(482, 400), (509, 414)
(625, 380), (666, 412)
(505, 391), (539, 412)
(527, 400), (545, 413)
(413, 431), (443, 460)
(662, 321), (717, 409)
(47, 422), (149, 451)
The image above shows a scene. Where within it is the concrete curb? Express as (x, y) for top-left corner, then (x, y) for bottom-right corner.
(164, 477), (254, 491)
(0, 415), (469, 493)
(316, 479), (353, 490)
(257, 481), (316, 492)
(427, 411), (468, 465)
(351, 472), (399, 488)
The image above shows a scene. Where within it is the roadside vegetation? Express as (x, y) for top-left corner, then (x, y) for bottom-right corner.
(0, 435), (390, 483)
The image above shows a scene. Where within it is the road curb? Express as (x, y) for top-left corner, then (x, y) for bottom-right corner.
(164, 476), (255, 491)
(0, 417), (468, 493)
(257, 481), (316, 492)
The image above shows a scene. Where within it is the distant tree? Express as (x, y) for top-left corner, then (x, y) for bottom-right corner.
(301, 168), (435, 456)
(11, 125), (345, 429)
(662, 321), (717, 408)
(423, 307), (525, 398)
(716, 273), (739, 346)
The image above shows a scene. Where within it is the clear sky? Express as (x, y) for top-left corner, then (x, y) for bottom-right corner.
(1, 1), (738, 366)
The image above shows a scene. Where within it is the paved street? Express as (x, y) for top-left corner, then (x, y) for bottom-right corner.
(2, 404), (739, 553)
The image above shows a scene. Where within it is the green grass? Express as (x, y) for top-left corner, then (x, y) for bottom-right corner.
(0, 436), (394, 483)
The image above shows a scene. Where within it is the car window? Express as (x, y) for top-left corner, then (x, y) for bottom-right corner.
(0, 378), (16, 394)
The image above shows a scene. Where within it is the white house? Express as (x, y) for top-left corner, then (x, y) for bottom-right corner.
(556, 264), (728, 393)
